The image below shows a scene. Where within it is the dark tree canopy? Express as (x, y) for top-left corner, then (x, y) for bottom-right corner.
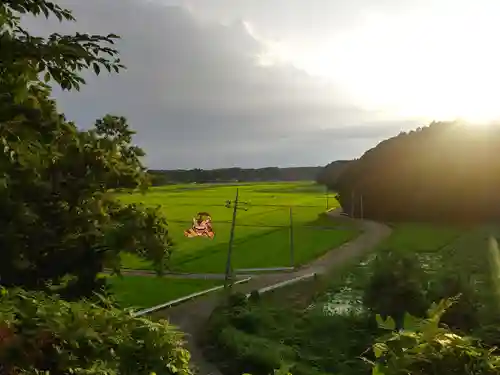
(324, 121), (500, 222)
(148, 166), (323, 185)
(0, 0), (172, 299)
(315, 160), (353, 188)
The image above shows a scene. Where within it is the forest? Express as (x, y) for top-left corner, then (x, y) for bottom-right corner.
(321, 122), (500, 222)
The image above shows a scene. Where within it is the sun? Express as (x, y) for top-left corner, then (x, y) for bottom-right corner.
(265, 8), (500, 125)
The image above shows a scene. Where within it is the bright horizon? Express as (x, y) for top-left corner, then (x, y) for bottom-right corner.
(30, 0), (500, 169)
(241, 1), (500, 126)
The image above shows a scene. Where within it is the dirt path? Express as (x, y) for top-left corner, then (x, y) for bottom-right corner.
(151, 211), (392, 375)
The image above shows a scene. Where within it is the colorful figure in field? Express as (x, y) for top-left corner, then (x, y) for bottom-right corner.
(184, 212), (215, 239)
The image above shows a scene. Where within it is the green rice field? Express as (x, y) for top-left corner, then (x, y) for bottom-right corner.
(107, 275), (223, 310)
(116, 182), (360, 273)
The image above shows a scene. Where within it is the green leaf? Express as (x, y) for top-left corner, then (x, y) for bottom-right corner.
(403, 312), (421, 331)
(372, 364), (385, 375)
(376, 315), (396, 331)
(44, 71), (51, 82)
(373, 343), (388, 358)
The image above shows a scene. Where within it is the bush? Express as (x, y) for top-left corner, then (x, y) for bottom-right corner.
(0, 288), (192, 375)
(369, 299), (500, 375)
(427, 274), (480, 333)
(205, 295), (378, 375)
(216, 326), (294, 375)
(363, 249), (429, 329)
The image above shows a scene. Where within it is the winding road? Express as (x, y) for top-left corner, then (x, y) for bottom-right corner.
(150, 210), (392, 375)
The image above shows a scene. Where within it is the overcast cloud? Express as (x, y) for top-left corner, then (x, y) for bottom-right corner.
(23, 0), (424, 169)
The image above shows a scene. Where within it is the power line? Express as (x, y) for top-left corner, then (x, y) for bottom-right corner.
(135, 203), (329, 208)
(167, 220), (352, 230)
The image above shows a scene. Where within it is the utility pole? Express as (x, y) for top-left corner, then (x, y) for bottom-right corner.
(224, 189), (249, 289)
(289, 207), (295, 268)
(360, 194), (364, 220)
(325, 186), (329, 210)
(351, 190), (355, 218)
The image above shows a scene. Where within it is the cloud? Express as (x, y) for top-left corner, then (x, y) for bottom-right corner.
(22, 0), (416, 169)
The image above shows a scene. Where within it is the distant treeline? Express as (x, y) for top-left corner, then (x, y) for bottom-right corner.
(148, 166), (325, 185)
(320, 121), (500, 222)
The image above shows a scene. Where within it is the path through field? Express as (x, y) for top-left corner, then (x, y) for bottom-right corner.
(151, 210), (392, 375)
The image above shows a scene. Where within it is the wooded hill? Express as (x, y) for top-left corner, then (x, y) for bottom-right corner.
(315, 160), (353, 188)
(321, 121), (500, 222)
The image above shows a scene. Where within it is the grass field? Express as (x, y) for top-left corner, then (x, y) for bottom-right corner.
(116, 182), (360, 273)
(107, 275), (223, 310)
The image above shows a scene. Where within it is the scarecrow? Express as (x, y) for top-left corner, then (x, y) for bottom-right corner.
(184, 212), (215, 239)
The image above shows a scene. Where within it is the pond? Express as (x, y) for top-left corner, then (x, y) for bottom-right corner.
(313, 251), (442, 316)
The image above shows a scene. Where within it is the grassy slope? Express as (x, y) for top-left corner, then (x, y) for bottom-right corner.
(108, 275), (223, 310)
(117, 182), (359, 273)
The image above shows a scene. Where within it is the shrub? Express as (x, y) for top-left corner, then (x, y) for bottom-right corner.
(363, 249), (429, 329)
(216, 326), (294, 375)
(427, 274), (480, 333)
(369, 299), (500, 375)
(0, 288), (192, 375)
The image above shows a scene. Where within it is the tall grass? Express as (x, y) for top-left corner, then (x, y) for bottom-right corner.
(487, 236), (500, 311)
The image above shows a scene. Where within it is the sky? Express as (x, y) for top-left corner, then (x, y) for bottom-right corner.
(22, 0), (500, 169)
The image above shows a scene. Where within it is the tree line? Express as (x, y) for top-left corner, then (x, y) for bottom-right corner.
(315, 160), (353, 188)
(320, 122), (500, 222)
(148, 166), (324, 185)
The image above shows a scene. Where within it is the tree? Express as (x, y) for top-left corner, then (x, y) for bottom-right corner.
(0, 0), (172, 299)
(315, 160), (352, 188)
(1, 0), (124, 97)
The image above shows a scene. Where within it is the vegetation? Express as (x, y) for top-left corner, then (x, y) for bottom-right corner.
(117, 182), (359, 273)
(363, 249), (428, 329)
(148, 167), (324, 185)
(205, 291), (378, 375)
(108, 275), (223, 310)
(0, 0), (192, 373)
(205, 223), (500, 375)
(370, 300), (500, 375)
(323, 121), (500, 222)
(315, 160), (353, 189)
(0, 0), (173, 300)
(3, 1), (500, 375)
(0, 287), (192, 375)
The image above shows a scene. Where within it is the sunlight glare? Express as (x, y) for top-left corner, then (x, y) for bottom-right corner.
(257, 3), (500, 124)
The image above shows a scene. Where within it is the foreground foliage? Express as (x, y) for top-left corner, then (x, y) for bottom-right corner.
(371, 300), (500, 375)
(0, 288), (192, 375)
(204, 292), (378, 375)
(0, 0), (173, 299)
